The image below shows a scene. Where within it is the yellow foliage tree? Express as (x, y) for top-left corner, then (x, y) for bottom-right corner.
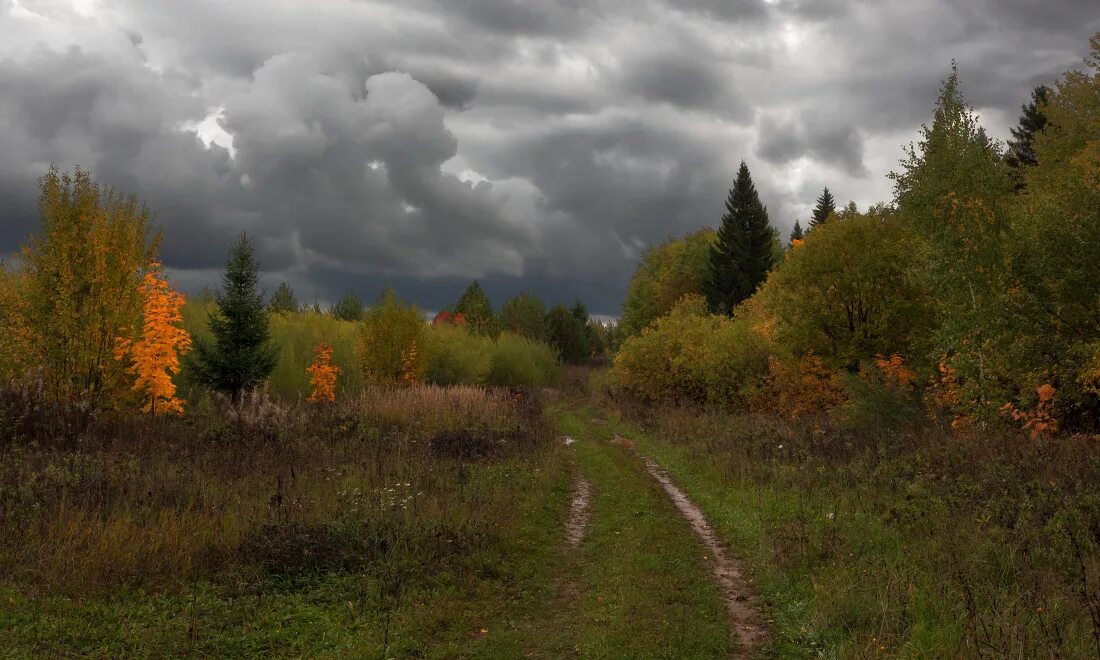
(15, 166), (159, 407)
(115, 262), (191, 414)
(306, 342), (340, 403)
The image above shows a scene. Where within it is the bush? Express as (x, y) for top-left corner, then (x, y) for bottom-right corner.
(612, 294), (772, 406)
(487, 333), (561, 386)
(422, 324), (492, 385)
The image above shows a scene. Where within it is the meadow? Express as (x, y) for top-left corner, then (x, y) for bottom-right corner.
(0, 384), (573, 656)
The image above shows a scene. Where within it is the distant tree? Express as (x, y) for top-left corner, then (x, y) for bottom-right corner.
(114, 261), (192, 415)
(359, 288), (425, 383)
(789, 219), (804, 245)
(809, 187), (836, 228)
(501, 292), (547, 341)
(546, 304), (589, 364)
(332, 292), (364, 321)
(455, 280), (499, 337)
(1005, 85), (1050, 172)
(189, 234), (279, 402)
(704, 161), (774, 315)
(620, 229), (715, 337)
(268, 282), (298, 314)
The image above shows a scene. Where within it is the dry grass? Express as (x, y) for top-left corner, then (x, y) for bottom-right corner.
(0, 383), (554, 597)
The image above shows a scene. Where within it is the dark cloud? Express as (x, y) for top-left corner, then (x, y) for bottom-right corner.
(0, 0), (1097, 314)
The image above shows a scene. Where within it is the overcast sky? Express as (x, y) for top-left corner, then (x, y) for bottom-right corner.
(1, 0), (1097, 314)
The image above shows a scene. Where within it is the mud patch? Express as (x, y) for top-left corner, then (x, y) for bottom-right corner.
(642, 457), (768, 656)
(565, 477), (593, 547)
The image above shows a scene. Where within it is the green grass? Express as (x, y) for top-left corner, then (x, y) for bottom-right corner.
(592, 396), (1100, 658)
(545, 403), (734, 658)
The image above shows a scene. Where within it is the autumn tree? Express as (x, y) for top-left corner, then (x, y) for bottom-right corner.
(268, 282), (299, 314)
(890, 62), (1013, 415)
(332, 292), (365, 321)
(306, 342), (340, 403)
(997, 35), (1100, 427)
(359, 288), (425, 383)
(705, 161), (773, 315)
(115, 262), (192, 414)
(189, 234), (279, 402)
(754, 209), (925, 370)
(13, 166), (159, 407)
(501, 292), (548, 341)
(620, 229), (715, 336)
(808, 187), (836, 228)
(455, 281), (499, 337)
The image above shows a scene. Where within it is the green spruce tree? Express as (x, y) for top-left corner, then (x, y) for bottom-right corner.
(268, 282), (298, 314)
(546, 303), (588, 364)
(501, 292), (548, 341)
(1005, 85), (1049, 171)
(704, 161), (773, 315)
(789, 219), (804, 244)
(809, 187), (836, 228)
(189, 234), (279, 402)
(455, 280), (499, 337)
(332, 292), (364, 321)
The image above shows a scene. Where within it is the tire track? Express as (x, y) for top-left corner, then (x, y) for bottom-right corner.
(640, 455), (768, 657)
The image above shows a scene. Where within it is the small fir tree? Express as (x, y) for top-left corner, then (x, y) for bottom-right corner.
(189, 234), (279, 402)
(332, 292), (365, 321)
(789, 219), (804, 245)
(268, 282), (299, 314)
(455, 280), (499, 337)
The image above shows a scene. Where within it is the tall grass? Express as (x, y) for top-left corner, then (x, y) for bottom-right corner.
(0, 384), (556, 596)
(613, 394), (1100, 657)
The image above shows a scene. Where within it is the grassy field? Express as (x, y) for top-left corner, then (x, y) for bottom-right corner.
(589, 383), (1100, 658)
(0, 386), (574, 656)
(4, 369), (1098, 657)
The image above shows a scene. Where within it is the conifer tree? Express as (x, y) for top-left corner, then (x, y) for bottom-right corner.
(1005, 85), (1049, 171)
(268, 282), (298, 314)
(455, 280), (499, 337)
(809, 187), (836, 228)
(332, 292), (364, 321)
(704, 161), (773, 315)
(189, 234), (278, 402)
(501, 292), (548, 341)
(546, 304), (588, 364)
(789, 219), (804, 245)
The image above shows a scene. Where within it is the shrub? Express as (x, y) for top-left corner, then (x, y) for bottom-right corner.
(611, 295), (722, 404)
(487, 333), (561, 386)
(359, 289), (426, 384)
(422, 324), (492, 385)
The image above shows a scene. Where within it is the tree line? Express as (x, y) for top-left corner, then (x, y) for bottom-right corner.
(615, 34), (1100, 435)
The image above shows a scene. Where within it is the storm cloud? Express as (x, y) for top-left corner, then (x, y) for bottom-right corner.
(0, 0), (1096, 313)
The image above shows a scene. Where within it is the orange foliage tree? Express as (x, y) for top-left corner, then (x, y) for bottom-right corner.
(115, 262), (191, 414)
(306, 342), (340, 402)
